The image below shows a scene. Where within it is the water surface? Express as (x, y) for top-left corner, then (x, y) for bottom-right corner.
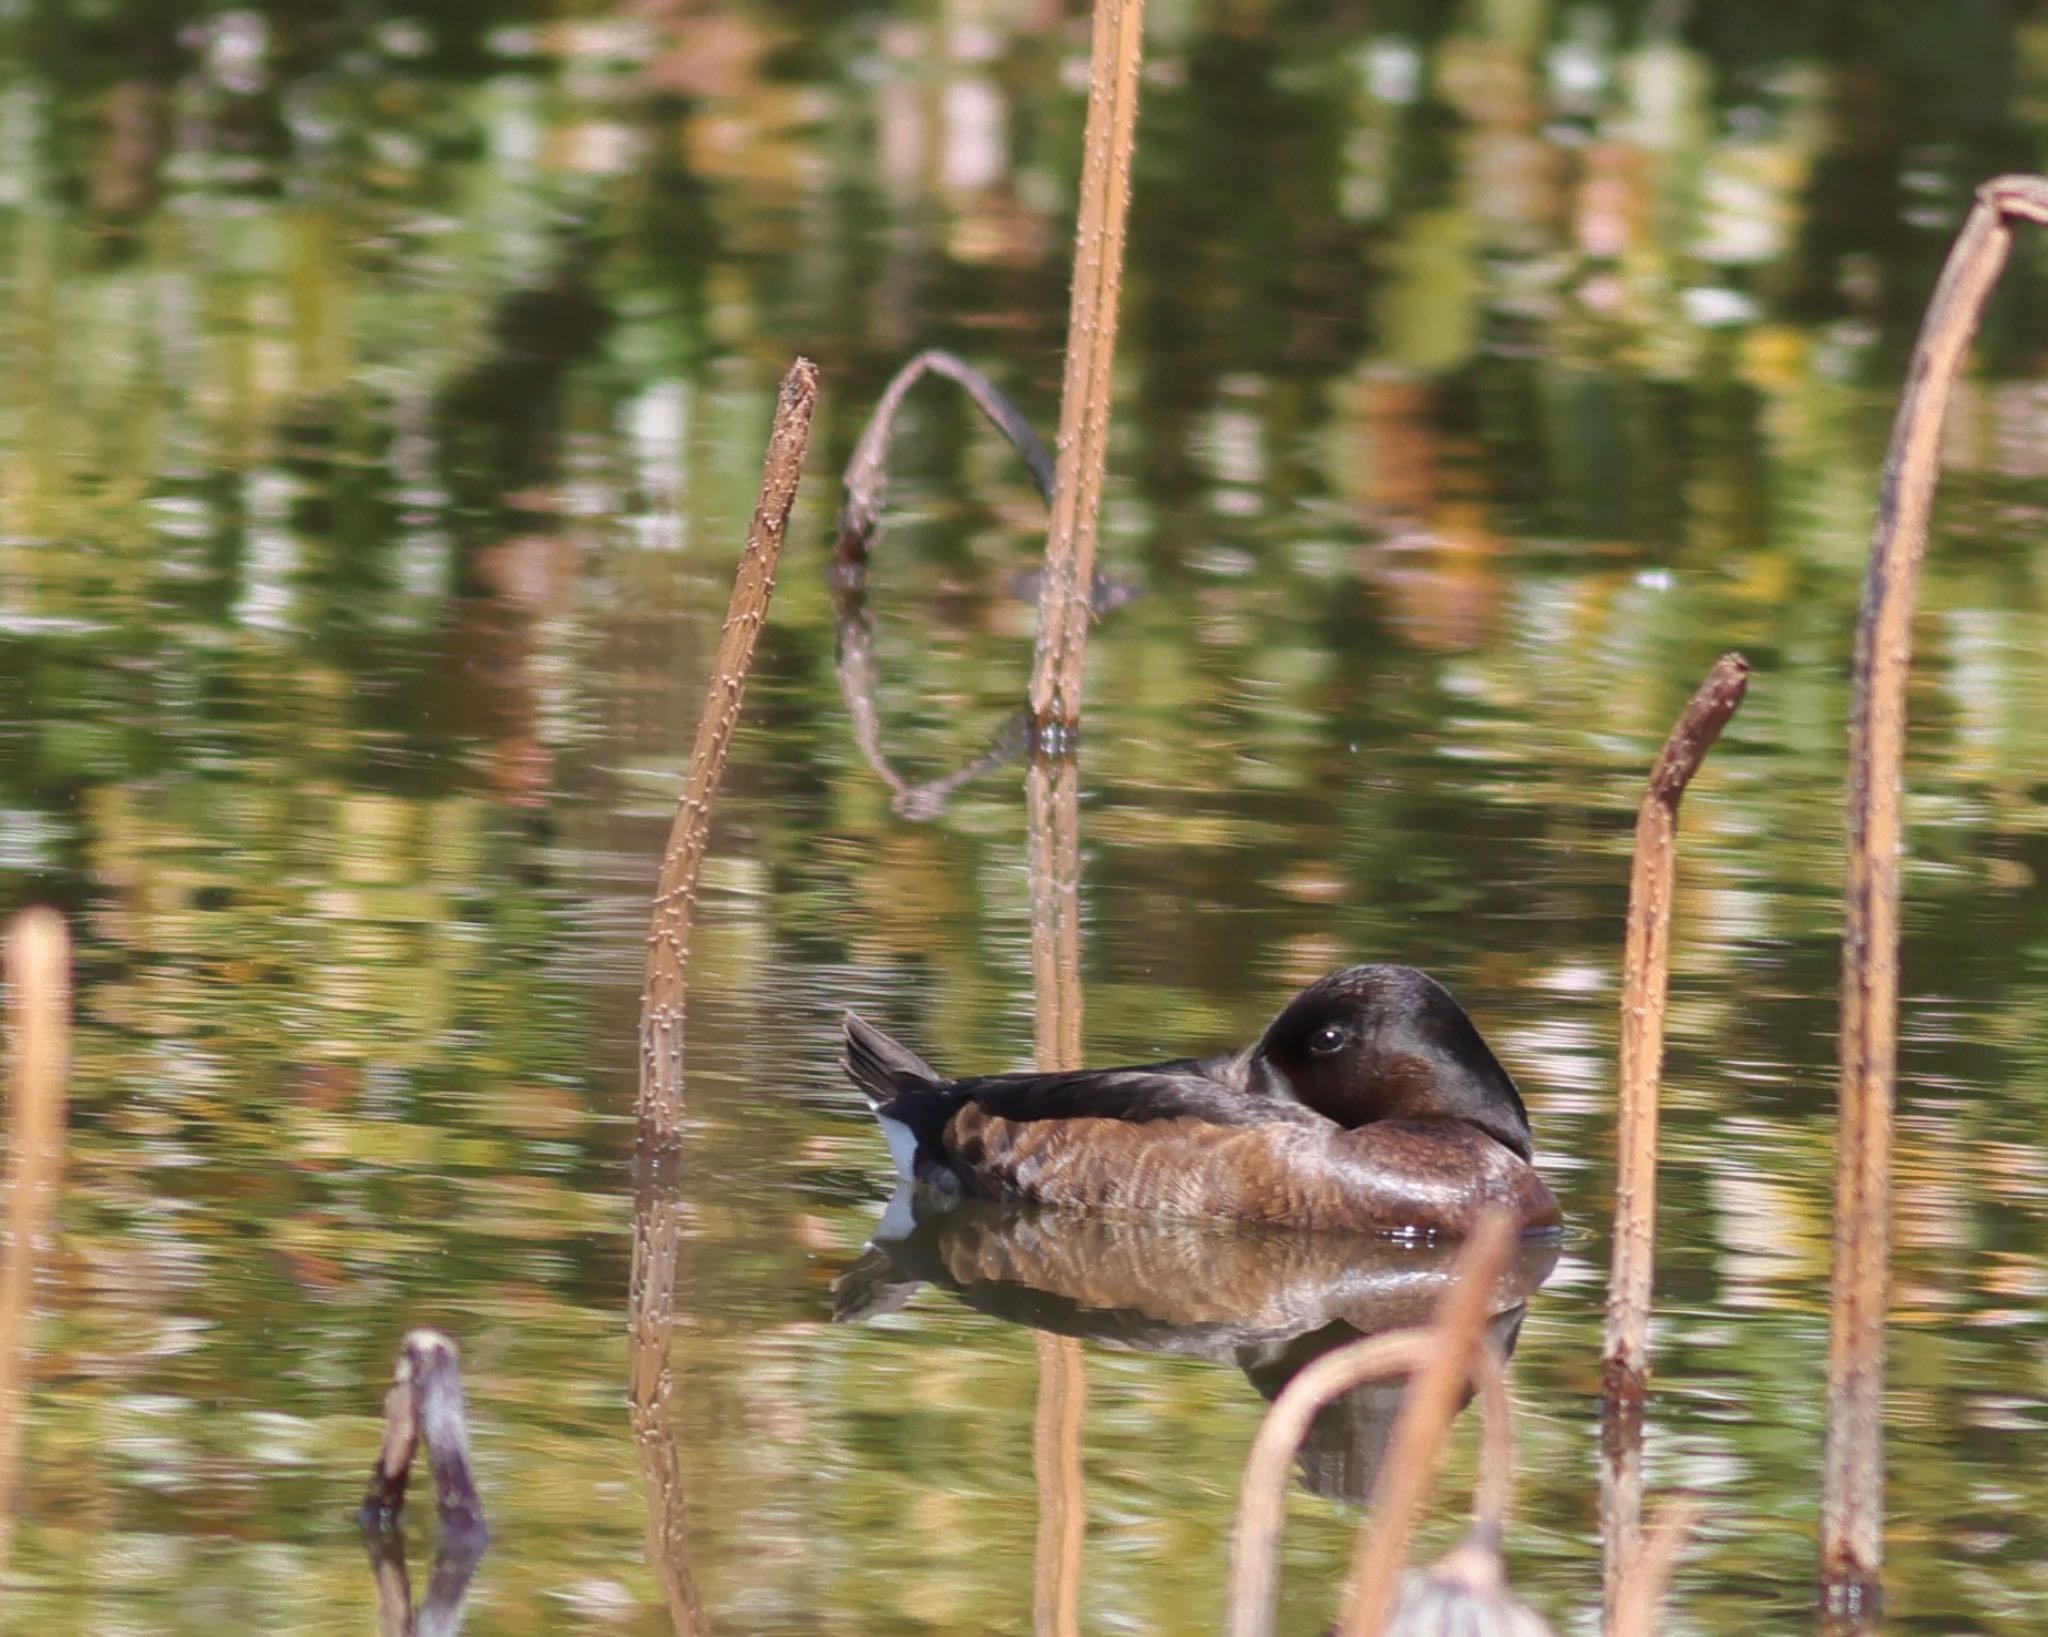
(8, 3), (2048, 1631)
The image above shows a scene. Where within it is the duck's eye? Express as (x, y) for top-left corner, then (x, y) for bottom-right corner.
(1308, 1023), (1348, 1056)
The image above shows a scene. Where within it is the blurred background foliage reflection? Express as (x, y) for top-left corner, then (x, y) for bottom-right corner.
(8, 0), (2048, 1631)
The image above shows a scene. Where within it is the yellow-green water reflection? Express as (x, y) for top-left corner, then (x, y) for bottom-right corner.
(8, 1), (2048, 1631)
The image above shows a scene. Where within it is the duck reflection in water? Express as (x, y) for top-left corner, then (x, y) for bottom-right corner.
(835, 1195), (1559, 1505)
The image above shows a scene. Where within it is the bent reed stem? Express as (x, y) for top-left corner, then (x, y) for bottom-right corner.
(1227, 1317), (1515, 1637)
(1338, 1212), (1517, 1637)
(1827, 173), (2048, 1625)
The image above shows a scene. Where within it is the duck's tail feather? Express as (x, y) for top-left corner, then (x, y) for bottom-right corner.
(844, 1013), (961, 1187)
(842, 1011), (943, 1108)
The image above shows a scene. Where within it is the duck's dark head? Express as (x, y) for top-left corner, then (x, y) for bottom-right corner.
(1252, 965), (1533, 1159)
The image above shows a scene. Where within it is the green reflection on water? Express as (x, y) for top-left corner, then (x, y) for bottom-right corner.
(8, 1), (2048, 1632)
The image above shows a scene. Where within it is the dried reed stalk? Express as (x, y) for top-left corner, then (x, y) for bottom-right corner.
(1033, 1328), (1088, 1637)
(1827, 173), (2048, 1623)
(629, 358), (818, 1637)
(1601, 653), (1748, 1618)
(638, 357), (819, 1147)
(1338, 1212), (1517, 1637)
(1227, 1227), (1520, 1637)
(1028, 0), (1147, 732)
(0, 907), (71, 1576)
(1609, 1497), (1702, 1637)
(1027, 748), (1089, 1636)
(1228, 1329), (1428, 1637)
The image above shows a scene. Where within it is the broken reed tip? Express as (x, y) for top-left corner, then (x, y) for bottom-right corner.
(400, 1328), (457, 1368)
(362, 1327), (486, 1541)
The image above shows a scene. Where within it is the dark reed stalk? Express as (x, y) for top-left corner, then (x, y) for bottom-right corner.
(0, 907), (71, 1576)
(362, 1328), (486, 1538)
(1827, 173), (2048, 1626)
(1027, 0), (1147, 733)
(638, 357), (819, 1149)
(831, 354), (1067, 820)
(835, 348), (1053, 570)
(628, 358), (818, 1637)
(1601, 653), (1748, 1619)
(1338, 1212), (1517, 1637)
(833, 554), (1032, 818)
(1609, 1498), (1702, 1637)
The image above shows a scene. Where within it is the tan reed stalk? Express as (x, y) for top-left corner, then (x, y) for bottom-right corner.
(638, 358), (819, 1147)
(1608, 1497), (1702, 1637)
(1026, 745), (1090, 1636)
(1826, 173), (2048, 1625)
(0, 907), (72, 1578)
(1601, 653), (1748, 1619)
(628, 357), (818, 1637)
(1027, 0), (1148, 732)
(1338, 1212), (1517, 1637)
(1033, 1327), (1089, 1637)
(1227, 1226), (1523, 1637)
(1018, 10), (1151, 1609)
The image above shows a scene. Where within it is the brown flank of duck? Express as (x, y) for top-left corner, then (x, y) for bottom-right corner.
(843, 964), (1561, 1238)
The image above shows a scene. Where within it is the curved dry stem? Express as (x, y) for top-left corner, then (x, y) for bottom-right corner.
(1827, 172), (2048, 1621)
(362, 1329), (486, 1538)
(835, 349), (1053, 568)
(1226, 1219), (1522, 1637)
(1339, 1214), (1517, 1637)
(1227, 1330), (1433, 1637)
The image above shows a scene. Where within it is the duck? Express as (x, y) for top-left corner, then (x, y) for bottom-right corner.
(842, 964), (1560, 1237)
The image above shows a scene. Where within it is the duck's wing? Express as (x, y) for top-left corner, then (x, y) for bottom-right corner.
(950, 1059), (1321, 1129)
(843, 1014), (1320, 1191)
(844, 1014), (1305, 1128)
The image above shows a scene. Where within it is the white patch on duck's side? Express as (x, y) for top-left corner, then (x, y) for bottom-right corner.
(879, 1114), (920, 1186)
